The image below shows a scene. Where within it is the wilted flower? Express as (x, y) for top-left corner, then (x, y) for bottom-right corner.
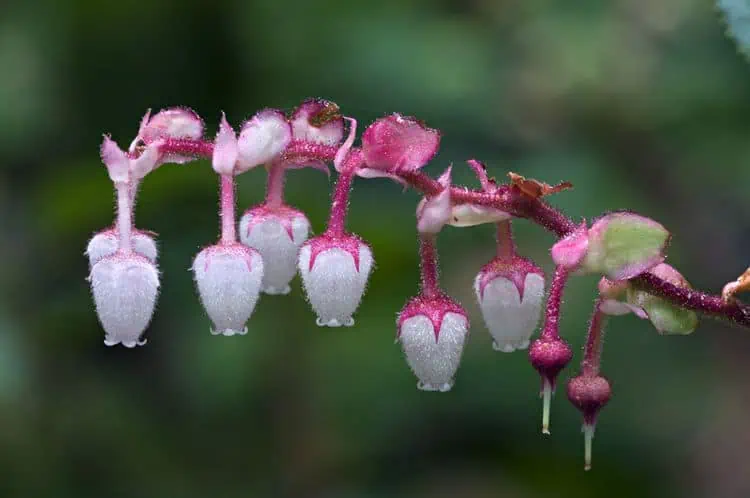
(567, 374), (612, 471)
(290, 99), (344, 145)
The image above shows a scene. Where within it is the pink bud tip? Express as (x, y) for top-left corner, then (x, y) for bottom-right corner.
(361, 113), (440, 173)
(100, 136), (130, 183)
(551, 222), (589, 270)
(212, 113), (239, 176)
(291, 98), (344, 145)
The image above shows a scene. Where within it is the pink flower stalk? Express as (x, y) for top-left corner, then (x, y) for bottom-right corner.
(529, 266), (573, 434)
(397, 234), (469, 391)
(192, 114), (265, 335)
(88, 136), (162, 347)
(475, 222), (546, 352)
(298, 116), (374, 326)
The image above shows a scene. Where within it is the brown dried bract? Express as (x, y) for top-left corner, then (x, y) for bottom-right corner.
(722, 268), (750, 302)
(508, 172), (573, 199)
(309, 101), (342, 128)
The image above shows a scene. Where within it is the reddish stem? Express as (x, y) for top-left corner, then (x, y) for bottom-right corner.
(219, 174), (236, 244)
(582, 298), (606, 377)
(496, 220), (516, 260)
(327, 170), (355, 236)
(155, 137), (750, 328)
(419, 234), (441, 299)
(541, 266), (570, 341)
(265, 163), (286, 208)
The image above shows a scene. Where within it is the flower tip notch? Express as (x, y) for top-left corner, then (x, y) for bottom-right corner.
(192, 244), (264, 336)
(397, 295), (469, 392)
(297, 234), (374, 327)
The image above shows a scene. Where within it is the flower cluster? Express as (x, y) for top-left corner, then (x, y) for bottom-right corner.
(88, 99), (750, 471)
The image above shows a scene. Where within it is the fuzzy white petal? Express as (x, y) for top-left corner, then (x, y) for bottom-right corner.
(475, 273), (545, 352)
(399, 313), (468, 391)
(298, 245), (373, 326)
(90, 255), (159, 348)
(237, 112), (292, 172)
(240, 214), (309, 295)
(193, 247), (264, 335)
(86, 231), (158, 267)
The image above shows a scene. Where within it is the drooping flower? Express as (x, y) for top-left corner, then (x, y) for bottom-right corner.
(89, 252), (159, 347)
(192, 244), (264, 335)
(397, 294), (469, 392)
(475, 256), (545, 352)
(240, 205), (310, 295)
(297, 234), (374, 326)
(529, 337), (573, 434)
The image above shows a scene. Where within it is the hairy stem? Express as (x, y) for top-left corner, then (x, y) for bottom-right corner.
(115, 181), (133, 253)
(541, 266), (569, 341)
(157, 137), (750, 328)
(496, 220), (516, 260)
(327, 170), (355, 236)
(419, 234), (440, 299)
(265, 163), (286, 208)
(582, 298), (606, 377)
(220, 174), (236, 244)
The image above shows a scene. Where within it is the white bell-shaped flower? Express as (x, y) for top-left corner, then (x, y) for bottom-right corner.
(298, 234), (373, 327)
(240, 205), (310, 295)
(192, 244), (264, 336)
(397, 295), (469, 392)
(89, 253), (160, 348)
(474, 256), (545, 352)
(86, 228), (158, 267)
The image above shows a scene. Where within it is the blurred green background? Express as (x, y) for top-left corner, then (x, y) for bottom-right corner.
(2, 0), (750, 497)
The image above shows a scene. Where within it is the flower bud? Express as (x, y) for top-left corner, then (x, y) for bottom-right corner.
(86, 228), (158, 267)
(567, 374), (612, 471)
(551, 214), (669, 281)
(361, 114), (440, 172)
(237, 109), (292, 172)
(529, 338), (573, 434)
(397, 295), (469, 392)
(297, 234), (374, 327)
(192, 244), (264, 336)
(290, 99), (344, 145)
(474, 257), (545, 352)
(239, 205), (310, 295)
(89, 253), (160, 347)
